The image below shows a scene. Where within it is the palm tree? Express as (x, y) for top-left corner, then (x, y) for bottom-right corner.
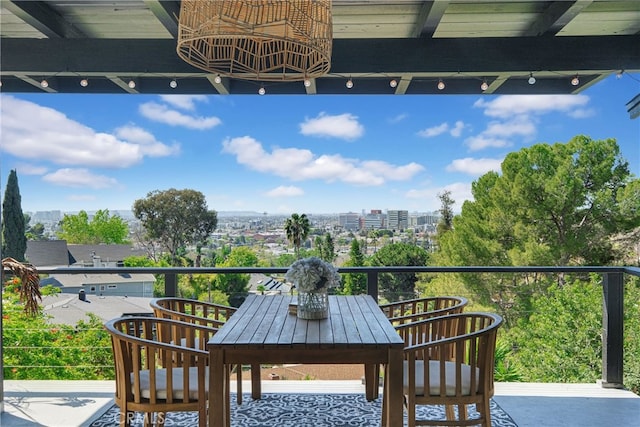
(284, 213), (310, 259)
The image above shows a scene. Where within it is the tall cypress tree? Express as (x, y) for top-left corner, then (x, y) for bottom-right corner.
(2, 169), (27, 261)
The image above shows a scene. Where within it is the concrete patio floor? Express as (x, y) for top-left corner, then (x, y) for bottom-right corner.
(2, 380), (639, 426)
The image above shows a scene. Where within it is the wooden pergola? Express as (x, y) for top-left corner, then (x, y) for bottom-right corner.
(1, 0), (639, 100)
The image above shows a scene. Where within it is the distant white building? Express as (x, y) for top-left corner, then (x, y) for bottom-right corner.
(363, 210), (385, 230)
(387, 210), (408, 231)
(339, 212), (360, 231)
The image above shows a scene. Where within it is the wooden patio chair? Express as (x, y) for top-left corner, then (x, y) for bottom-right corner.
(105, 316), (227, 427)
(150, 297), (259, 403)
(366, 296), (468, 400)
(383, 312), (503, 427)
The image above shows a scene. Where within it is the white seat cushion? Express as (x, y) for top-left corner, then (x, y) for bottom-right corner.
(403, 360), (479, 396)
(176, 337), (202, 350)
(134, 366), (208, 400)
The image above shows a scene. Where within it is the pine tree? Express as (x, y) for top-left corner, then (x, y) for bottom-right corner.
(2, 170), (27, 261)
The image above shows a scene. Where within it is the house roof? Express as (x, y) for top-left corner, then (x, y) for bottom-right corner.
(66, 244), (147, 265)
(25, 240), (147, 268)
(25, 240), (72, 268)
(1, 0), (638, 96)
(41, 273), (157, 288)
(41, 294), (154, 325)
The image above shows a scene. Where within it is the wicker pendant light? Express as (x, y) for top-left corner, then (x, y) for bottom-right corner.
(177, 0), (332, 82)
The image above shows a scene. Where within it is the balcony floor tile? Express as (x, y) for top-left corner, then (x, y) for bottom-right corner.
(2, 380), (639, 427)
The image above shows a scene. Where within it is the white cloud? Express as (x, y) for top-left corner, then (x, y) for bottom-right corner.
(388, 113), (408, 124)
(568, 108), (596, 119)
(299, 112), (364, 140)
(418, 122), (449, 138)
(265, 186), (304, 197)
(222, 136), (423, 186)
(474, 94), (590, 119)
(42, 168), (119, 189)
(114, 125), (180, 156)
(483, 116), (536, 138)
(450, 120), (465, 137)
(418, 121), (466, 138)
(139, 102), (221, 130)
(159, 95), (208, 111)
(446, 157), (503, 176)
(0, 96), (146, 167)
(464, 135), (511, 151)
(465, 95), (584, 151)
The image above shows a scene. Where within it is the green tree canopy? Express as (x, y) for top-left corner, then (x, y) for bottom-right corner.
(441, 136), (639, 269)
(284, 213), (310, 258)
(2, 169), (27, 261)
(212, 246), (261, 305)
(369, 242), (429, 302)
(341, 238), (367, 295)
(436, 189), (455, 239)
(133, 188), (217, 266)
(315, 232), (336, 262)
(24, 214), (46, 241)
(437, 135), (640, 316)
(57, 209), (129, 244)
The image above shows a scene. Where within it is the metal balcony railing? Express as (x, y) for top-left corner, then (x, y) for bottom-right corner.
(4, 265), (640, 389)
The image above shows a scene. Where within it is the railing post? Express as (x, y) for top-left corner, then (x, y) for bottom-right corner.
(602, 272), (624, 388)
(367, 271), (378, 302)
(164, 272), (178, 297)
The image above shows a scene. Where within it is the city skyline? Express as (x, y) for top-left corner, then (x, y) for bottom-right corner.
(1, 73), (639, 215)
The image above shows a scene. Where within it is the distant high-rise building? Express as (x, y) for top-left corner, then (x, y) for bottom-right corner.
(387, 210), (408, 231)
(339, 212), (360, 231)
(363, 210), (385, 230)
(409, 212), (440, 232)
(31, 210), (62, 223)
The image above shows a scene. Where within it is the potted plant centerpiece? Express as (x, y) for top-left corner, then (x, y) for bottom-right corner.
(285, 257), (340, 319)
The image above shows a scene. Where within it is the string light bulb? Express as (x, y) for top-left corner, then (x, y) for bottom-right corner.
(40, 79), (49, 88)
(571, 75), (580, 86)
(80, 78), (89, 87)
(128, 79), (136, 89)
(303, 78), (311, 87)
(170, 79), (178, 89)
(214, 74), (222, 84)
(528, 73), (536, 85)
(258, 86), (266, 95)
(346, 78), (354, 89)
(389, 79), (397, 88)
(480, 80), (488, 91)
(437, 79), (445, 90)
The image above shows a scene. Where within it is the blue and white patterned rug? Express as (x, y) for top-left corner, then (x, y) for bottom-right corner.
(91, 393), (517, 427)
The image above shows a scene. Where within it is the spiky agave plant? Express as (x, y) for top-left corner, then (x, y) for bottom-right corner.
(2, 257), (41, 316)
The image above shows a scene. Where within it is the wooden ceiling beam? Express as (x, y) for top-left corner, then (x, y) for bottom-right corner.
(3, 36), (637, 76)
(413, 0), (450, 38)
(4, 0), (85, 38)
(525, 0), (594, 36)
(143, 0), (180, 38)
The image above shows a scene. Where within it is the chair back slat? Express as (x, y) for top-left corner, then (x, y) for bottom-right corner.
(382, 296), (468, 325)
(151, 297), (236, 328)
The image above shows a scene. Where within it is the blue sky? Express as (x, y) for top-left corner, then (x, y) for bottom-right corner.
(1, 73), (639, 216)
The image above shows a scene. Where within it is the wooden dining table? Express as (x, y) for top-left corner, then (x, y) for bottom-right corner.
(208, 294), (405, 427)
